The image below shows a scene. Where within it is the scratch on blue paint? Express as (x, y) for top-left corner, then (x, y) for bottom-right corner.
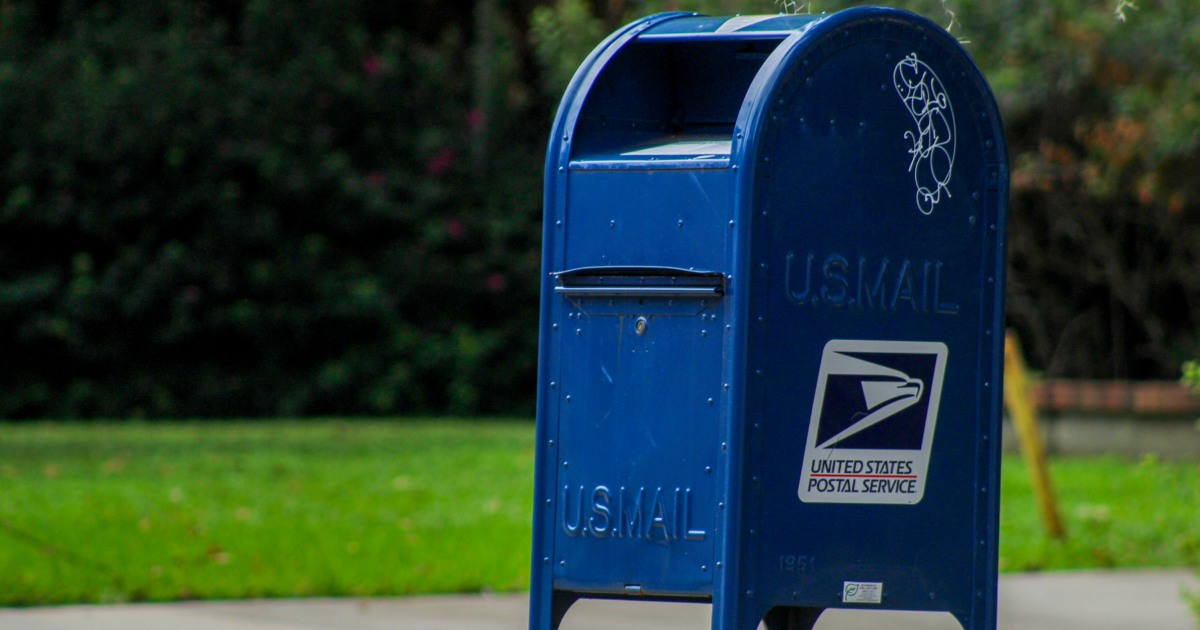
(689, 171), (713, 206)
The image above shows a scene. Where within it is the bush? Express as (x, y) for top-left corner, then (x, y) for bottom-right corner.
(0, 1), (543, 417)
(4, 0), (1200, 418)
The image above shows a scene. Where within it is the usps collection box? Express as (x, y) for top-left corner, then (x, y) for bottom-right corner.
(531, 7), (1009, 630)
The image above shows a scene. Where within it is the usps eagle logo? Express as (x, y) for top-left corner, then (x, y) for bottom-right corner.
(799, 340), (948, 505)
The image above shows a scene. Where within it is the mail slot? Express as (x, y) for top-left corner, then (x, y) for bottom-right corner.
(531, 7), (1009, 630)
(555, 267), (725, 299)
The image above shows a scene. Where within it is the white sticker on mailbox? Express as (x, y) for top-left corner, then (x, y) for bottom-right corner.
(842, 581), (883, 604)
(798, 340), (947, 505)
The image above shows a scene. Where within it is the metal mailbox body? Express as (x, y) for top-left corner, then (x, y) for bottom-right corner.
(531, 7), (1008, 630)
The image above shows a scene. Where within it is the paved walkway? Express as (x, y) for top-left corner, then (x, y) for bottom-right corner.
(1, 570), (1195, 630)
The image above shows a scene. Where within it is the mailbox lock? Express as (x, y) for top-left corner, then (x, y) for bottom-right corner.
(634, 316), (648, 336)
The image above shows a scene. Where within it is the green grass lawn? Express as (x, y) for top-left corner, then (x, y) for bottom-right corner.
(0, 419), (1198, 606)
(0, 419), (536, 605)
(1000, 453), (1200, 571)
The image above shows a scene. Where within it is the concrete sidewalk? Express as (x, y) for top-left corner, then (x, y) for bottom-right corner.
(1, 570), (1195, 630)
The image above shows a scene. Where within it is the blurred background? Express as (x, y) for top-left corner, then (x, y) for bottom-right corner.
(1, 0), (1198, 420)
(3, 0), (1200, 614)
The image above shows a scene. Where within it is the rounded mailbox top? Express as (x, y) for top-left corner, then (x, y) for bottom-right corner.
(734, 6), (1007, 237)
(543, 6), (1007, 292)
(638, 14), (823, 39)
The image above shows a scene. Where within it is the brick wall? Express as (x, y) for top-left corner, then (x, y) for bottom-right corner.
(1033, 380), (1200, 416)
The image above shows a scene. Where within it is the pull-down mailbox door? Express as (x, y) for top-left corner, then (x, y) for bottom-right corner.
(551, 268), (725, 597)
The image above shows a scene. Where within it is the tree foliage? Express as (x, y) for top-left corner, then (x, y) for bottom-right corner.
(954, 0), (1200, 377)
(0, 0), (544, 417)
(0, 0), (1197, 418)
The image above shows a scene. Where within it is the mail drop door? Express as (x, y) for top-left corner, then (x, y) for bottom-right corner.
(532, 7), (1009, 630)
(553, 269), (723, 596)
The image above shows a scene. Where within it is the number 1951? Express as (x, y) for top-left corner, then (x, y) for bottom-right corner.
(778, 554), (816, 574)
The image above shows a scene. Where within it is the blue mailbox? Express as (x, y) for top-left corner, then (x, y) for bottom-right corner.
(531, 7), (1008, 630)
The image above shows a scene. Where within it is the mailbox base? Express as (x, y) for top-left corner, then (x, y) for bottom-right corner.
(762, 606), (825, 630)
(542, 596), (829, 630)
(548, 591), (578, 630)
(542, 592), (720, 630)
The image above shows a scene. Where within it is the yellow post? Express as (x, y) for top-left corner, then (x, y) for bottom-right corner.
(1003, 331), (1066, 540)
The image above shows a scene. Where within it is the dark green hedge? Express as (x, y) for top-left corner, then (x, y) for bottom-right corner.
(0, 1), (544, 417)
(4, 0), (1200, 418)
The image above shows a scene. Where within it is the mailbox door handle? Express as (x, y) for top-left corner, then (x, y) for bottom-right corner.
(554, 285), (720, 298)
(553, 266), (725, 298)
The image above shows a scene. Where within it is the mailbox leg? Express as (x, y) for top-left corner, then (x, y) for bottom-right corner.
(529, 589), (578, 630)
(761, 606), (824, 630)
(549, 590), (579, 630)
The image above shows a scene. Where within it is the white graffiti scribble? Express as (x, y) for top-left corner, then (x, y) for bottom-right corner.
(894, 53), (956, 215)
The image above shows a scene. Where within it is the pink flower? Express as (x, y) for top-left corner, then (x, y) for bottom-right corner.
(426, 148), (456, 176)
(446, 217), (465, 239)
(466, 108), (485, 130)
(182, 285), (203, 303)
(362, 55), (383, 77)
(485, 273), (508, 293)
